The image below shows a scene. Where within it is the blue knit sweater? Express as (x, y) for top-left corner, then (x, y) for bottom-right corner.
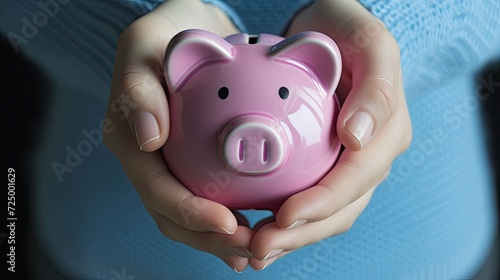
(0, 0), (498, 279)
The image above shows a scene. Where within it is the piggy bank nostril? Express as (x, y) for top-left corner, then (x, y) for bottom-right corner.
(262, 140), (269, 163)
(238, 139), (245, 162)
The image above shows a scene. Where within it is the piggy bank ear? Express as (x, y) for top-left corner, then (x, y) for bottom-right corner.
(270, 32), (342, 97)
(165, 29), (234, 91)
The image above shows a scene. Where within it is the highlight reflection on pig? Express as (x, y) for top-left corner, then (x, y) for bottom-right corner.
(163, 29), (342, 211)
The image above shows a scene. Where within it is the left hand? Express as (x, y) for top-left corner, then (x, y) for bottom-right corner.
(248, 0), (412, 270)
(103, 0), (253, 272)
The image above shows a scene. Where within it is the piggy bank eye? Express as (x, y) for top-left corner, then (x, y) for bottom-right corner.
(218, 87), (229, 99)
(279, 87), (289, 99)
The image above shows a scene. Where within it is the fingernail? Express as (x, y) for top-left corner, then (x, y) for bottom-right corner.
(222, 259), (241, 273)
(229, 246), (253, 258)
(132, 112), (160, 150)
(233, 266), (242, 273)
(283, 219), (307, 230)
(257, 260), (270, 271)
(262, 249), (284, 261)
(207, 225), (234, 234)
(345, 111), (374, 149)
(257, 257), (278, 271)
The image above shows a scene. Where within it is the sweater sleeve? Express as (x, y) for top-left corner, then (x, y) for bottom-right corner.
(201, 0), (314, 35)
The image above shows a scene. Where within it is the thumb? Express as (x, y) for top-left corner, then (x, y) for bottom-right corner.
(337, 29), (400, 151)
(108, 22), (171, 152)
(113, 65), (169, 152)
(107, 11), (179, 152)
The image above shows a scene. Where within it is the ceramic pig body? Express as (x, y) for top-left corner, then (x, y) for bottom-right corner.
(163, 29), (342, 211)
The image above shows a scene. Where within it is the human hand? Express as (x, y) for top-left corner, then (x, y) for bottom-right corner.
(248, 0), (412, 270)
(103, 0), (255, 272)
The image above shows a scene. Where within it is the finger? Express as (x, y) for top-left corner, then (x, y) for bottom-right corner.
(285, 0), (401, 150)
(220, 256), (250, 273)
(109, 0), (240, 152)
(105, 92), (238, 234)
(249, 250), (291, 271)
(337, 19), (401, 150)
(150, 207), (253, 258)
(112, 67), (169, 152)
(135, 152), (238, 234)
(110, 19), (172, 152)
(253, 188), (374, 260)
(276, 139), (392, 228)
(275, 66), (410, 228)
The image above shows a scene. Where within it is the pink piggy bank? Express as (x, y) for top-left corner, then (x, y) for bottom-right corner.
(163, 29), (342, 211)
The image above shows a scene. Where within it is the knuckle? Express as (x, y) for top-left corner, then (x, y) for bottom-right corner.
(401, 129), (413, 153)
(387, 36), (401, 63)
(392, 110), (413, 154)
(307, 234), (324, 246)
(143, 169), (171, 210)
(117, 70), (162, 119)
(367, 78), (398, 121)
(374, 166), (392, 188)
(158, 224), (181, 243)
(402, 117), (413, 152)
(382, 166), (392, 181)
(339, 219), (355, 234)
(118, 77), (150, 111)
(371, 30), (400, 64)
(148, 168), (171, 187)
(339, 160), (370, 198)
(148, 206), (182, 242)
(315, 184), (336, 211)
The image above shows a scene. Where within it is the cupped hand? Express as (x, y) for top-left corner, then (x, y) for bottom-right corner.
(249, 0), (412, 270)
(103, 0), (254, 272)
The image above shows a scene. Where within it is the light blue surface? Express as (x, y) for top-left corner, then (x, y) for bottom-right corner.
(1, 0), (499, 279)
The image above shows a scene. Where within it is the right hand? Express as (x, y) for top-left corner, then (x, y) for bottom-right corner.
(247, 0), (412, 270)
(103, 0), (253, 272)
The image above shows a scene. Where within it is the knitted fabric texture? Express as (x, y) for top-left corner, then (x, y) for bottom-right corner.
(0, 0), (499, 279)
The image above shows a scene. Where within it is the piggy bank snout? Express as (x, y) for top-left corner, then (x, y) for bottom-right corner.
(219, 115), (287, 175)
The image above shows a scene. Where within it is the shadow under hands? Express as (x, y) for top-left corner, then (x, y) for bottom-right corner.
(474, 57), (500, 280)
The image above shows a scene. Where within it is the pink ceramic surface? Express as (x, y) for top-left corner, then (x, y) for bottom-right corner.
(163, 29), (342, 211)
